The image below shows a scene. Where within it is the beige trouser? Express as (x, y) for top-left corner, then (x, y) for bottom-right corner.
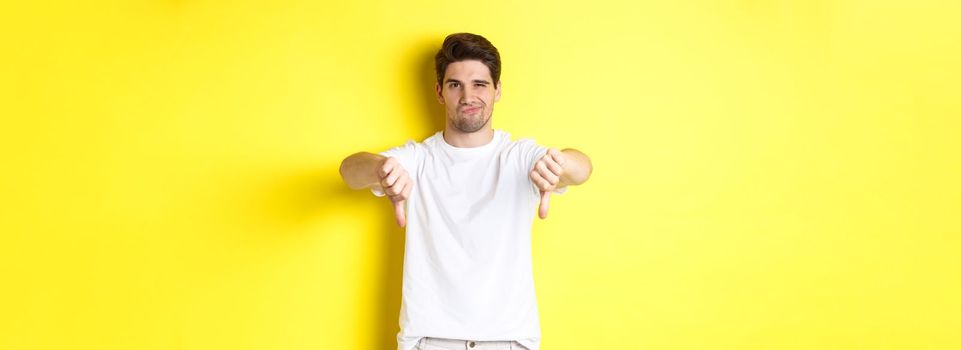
(416, 337), (529, 350)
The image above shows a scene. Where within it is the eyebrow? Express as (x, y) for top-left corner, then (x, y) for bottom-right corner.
(444, 79), (491, 85)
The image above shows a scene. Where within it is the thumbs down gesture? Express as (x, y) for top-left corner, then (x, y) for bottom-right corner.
(530, 148), (567, 219)
(377, 157), (412, 227)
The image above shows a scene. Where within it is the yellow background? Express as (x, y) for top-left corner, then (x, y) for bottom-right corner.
(2, 0), (959, 349)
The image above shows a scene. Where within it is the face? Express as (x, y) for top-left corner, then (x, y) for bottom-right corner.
(435, 60), (502, 133)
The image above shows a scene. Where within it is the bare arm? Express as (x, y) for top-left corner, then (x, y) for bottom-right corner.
(339, 151), (413, 227)
(339, 152), (386, 190)
(530, 147), (593, 219)
(557, 148), (593, 189)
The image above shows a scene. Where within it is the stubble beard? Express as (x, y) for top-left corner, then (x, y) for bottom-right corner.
(451, 107), (491, 133)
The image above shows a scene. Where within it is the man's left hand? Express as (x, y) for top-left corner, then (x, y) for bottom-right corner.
(530, 148), (566, 219)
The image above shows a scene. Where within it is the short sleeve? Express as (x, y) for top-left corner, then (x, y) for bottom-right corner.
(516, 138), (569, 197)
(370, 140), (421, 197)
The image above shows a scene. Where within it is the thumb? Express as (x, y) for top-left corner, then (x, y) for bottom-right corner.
(393, 199), (407, 227)
(538, 190), (551, 219)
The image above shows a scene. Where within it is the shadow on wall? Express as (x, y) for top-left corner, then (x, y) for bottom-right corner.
(374, 199), (406, 350)
(255, 169), (363, 227)
(171, 36), (449, 350)
(253, 162), (404, 350)
(370, 38), (449, 350)
(412, 37), (448, 138)
(258, 37), (446, 350)
(244, 38), (450, 349)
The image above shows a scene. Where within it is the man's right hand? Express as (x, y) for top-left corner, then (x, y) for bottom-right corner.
(377, 157), (413, 227)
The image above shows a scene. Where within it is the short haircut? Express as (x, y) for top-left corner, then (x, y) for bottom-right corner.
(435, 33), (501, 86)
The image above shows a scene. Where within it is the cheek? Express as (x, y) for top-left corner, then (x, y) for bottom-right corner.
(441, 94), (454, 105)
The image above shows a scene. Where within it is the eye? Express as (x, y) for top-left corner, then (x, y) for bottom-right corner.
(448, 82), (459, 88)
(475, 83), (487, 87)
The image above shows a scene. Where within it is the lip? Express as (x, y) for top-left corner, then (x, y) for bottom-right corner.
(461, 106), (481, 113)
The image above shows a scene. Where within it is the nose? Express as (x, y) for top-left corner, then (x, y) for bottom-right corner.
(459, 90), (478, 105)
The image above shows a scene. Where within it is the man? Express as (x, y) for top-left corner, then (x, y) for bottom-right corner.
(339, 33), (592, 350)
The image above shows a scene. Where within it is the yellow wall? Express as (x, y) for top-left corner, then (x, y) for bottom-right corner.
(2, 1), (959, 349)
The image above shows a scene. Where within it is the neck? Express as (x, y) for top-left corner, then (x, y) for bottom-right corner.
(442, 126), (494, 148)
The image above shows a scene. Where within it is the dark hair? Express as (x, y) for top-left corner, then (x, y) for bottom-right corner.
(435, 33), (501, 86)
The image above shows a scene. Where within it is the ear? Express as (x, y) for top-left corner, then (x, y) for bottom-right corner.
(494, 81), (502, 102)
(435, 82), (444, 104)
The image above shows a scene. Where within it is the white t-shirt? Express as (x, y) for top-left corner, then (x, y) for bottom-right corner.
(371, 129), (566, 350)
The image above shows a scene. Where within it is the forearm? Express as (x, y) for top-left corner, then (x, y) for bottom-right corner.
(558, 148), (592, 188)
(339, 152), (386, 190)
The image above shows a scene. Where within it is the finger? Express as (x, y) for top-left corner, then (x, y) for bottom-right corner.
(383, 175), (396, 195)
(393, 199), (406, 227)
(384, 169), (401, 188)
(378, 159), (394, 178)
(387, 175), (408, 197)
(397, 176), (411, 198)
(530, 171), (552, 191)
(536, 162), (560, 184)
(547, 148), (566, 166)
(542, 156), (563, 177)
(538, 190), (551, 219)
(401, 176), (413, 198)
(385, 179), (399, 196)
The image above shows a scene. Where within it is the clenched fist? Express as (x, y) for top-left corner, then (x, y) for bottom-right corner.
(530, 148), (567, 219)
(377, 157), (413, 227)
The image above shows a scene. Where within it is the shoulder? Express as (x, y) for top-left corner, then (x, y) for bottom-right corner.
(500, 130), (543, 154)
(496, 130), (548, 168)
(386, 131), (441, 152)
(419, 131), (445, 149)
